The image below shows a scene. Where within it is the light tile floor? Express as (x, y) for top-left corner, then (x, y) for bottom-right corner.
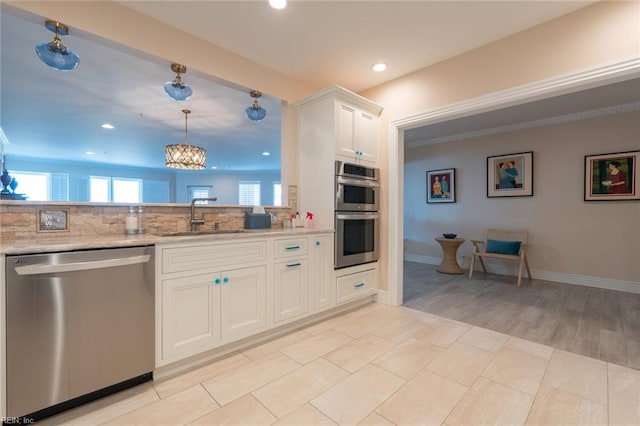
(42, 302), (640, 425)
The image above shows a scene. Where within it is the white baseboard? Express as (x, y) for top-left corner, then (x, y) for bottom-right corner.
(531, 270), (640, 294)
(375, 290), (392, 305)
(404, 255), (640, 294)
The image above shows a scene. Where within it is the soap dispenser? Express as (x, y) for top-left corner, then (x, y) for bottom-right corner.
(125, 206), (137, 235)
(136, 206), (145, 234)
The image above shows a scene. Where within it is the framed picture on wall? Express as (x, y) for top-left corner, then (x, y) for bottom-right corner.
(487, 151), (533, 198)
(426, 168), (455, 203)
(584, 150), (640, 201)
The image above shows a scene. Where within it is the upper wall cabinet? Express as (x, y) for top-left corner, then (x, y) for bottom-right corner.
(296, 86), (383, 229)
(337, 101), (379, 164)
(297, 85), (383, 166)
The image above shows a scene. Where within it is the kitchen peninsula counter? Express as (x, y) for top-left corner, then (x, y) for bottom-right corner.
(0, 227), (333, 255)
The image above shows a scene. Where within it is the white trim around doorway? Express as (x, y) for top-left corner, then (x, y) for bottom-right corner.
(386, 56), (640, 307)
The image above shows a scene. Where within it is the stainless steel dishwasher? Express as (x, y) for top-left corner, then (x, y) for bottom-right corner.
(5, 246), (154, 421)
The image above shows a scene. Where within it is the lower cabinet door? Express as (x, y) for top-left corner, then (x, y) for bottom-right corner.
(273, 259), (309, 323)
(310, 235), (334, 313)
(162, 273), (221, 360)
(220, 265), (268, 342)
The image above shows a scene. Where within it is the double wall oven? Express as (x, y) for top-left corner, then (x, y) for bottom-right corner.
(335, 161), (380, 269)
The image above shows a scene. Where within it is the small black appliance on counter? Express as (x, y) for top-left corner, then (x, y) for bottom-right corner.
(245, 211), (271, 229)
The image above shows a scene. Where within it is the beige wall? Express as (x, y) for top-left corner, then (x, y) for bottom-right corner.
(361, 1), (639, 118)
(405, 111), (640, 283)
(360, 1), (640, 291)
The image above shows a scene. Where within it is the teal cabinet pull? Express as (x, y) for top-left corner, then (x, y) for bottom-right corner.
(285, 245), (300, 250)
(354, 283), (365, 288)
(223, 277), (229, 283)
(315, 241), (320, 246)
(286, 262), (301, 268)
(214, 278), (221, 285)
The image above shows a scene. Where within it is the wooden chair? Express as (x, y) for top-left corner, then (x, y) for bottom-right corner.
(468, 229), (531, 287)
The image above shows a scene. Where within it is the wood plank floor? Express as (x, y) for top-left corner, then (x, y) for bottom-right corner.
(402, 261), (640, 370)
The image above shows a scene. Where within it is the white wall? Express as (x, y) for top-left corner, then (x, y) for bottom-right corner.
(175, 171), (281, 205)
(404, 111), (640, 284)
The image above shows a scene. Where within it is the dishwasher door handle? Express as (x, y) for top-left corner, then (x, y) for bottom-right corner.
(14, 254), (152, 276)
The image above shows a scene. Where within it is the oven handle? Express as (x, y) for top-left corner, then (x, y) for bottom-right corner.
(335, 212), (380, 220)
(336, 176), (380, 188)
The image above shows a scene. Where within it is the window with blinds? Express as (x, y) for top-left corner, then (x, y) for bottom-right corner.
(273, 182), (282, 206)
(239, 181), (261, 206)
(90, 176), (142, 203)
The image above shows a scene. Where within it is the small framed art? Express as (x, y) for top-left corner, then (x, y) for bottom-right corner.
(426, 168), (455, 203)
(487, 151), (533, 198)
(584, 150), (639, 201)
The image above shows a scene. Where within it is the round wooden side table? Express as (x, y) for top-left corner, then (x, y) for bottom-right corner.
(435, 237), (465, 274)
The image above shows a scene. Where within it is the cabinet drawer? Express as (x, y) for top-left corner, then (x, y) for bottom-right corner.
(336, 268), (377, 305)
(162, 240), (267, 274)
(273, 237), (309, 258)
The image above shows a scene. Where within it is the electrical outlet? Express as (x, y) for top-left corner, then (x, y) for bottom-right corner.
(38, 209), (69, 232)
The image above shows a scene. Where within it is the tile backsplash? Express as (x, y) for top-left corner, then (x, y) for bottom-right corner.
(0, 186), (298, 240)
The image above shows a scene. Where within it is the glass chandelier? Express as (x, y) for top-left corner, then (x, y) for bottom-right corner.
(35, 20), (79, 71)
(245, 90), (267, 121)
(165, 109), (206, 170)
(164, 63), (193, 101)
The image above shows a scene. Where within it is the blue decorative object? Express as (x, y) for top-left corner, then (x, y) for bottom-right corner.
(164, 63), (193, 101)
(1, 169), (12, 194)
(35, 21), (79, 71)
(442, 233), (457, 239)
(486, 239), (521, 255)
(246, 90), (267, 121)
(164, 82), (193, 101)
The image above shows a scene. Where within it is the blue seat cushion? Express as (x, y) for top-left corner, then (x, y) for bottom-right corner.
(486, 239), (521, 255)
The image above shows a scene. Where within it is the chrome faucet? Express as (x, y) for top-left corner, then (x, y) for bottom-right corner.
(190, 197), (218, 231)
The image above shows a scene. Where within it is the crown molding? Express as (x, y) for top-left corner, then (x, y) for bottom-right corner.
(407, 100), (640, 148)
(393, 56), (640, 130)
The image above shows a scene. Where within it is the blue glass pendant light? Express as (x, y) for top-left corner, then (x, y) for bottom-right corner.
(164, 63), (193, 101)
(35, 20), (79, 71)
(246, 90), (267, 121)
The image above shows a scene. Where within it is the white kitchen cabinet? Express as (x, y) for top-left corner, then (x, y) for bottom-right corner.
(309, 234), (335, 312)
(158, 239), (268, 364)
(161, 264), (266, 361)
(272, 236), (310, 324)
(220, 265), (267, 342)
(273, 259), (309, 323)
(157, 230), (344, 367)
(296, 85), (382, 230)
(161, 273), (220, 360)
(337, 101), (379, 164)
(336, 264), (378, 305)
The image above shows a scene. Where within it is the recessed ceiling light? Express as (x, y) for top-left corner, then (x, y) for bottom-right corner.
(85, 151), (95, 155)
(262, 151), (271, 156)
(101, 123), (114, 129)
(269, 0), (287, 9)
(372, 62), (387, 72)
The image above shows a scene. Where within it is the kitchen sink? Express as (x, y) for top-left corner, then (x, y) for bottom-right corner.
(153, 229), (247, 237)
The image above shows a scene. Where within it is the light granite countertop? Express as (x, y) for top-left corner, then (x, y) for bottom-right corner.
(0, 227), (333, 255)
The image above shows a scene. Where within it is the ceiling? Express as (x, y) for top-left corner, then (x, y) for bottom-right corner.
(5, 1), (631, 173)
(119, 0), (596, 92)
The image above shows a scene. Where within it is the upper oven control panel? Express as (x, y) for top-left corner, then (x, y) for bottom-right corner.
(336, 161), (379, 181)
